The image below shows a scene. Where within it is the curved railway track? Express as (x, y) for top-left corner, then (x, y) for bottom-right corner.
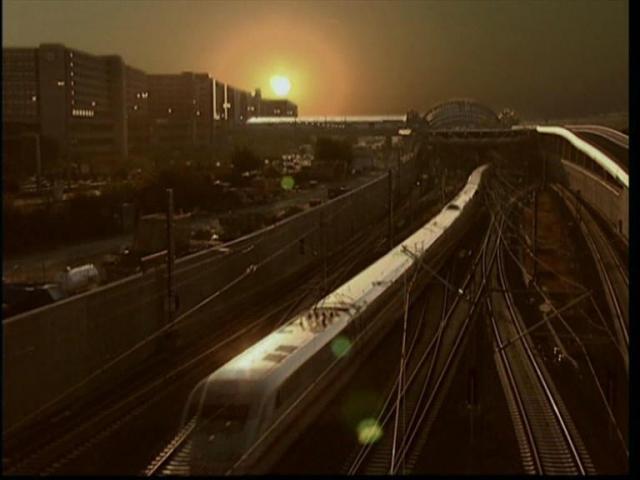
(344, 219), (492, 475)
(487, 208), (595, 475)
(552, 184), (628, 370)
(5, 201), (407, 476)
(136, 188), (456, 477)
(143, 418), (196, 476)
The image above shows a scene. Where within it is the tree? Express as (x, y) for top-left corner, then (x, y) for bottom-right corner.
(231, 147), (261, 179)
(315, 137), (353, 178)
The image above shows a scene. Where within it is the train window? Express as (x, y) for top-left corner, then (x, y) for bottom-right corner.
(199, 404), (250, 433)
(276, 345), (297, 354)
(263, 352), (287, 364)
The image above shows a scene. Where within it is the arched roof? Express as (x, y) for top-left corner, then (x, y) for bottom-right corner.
(424, 99), (500, 129)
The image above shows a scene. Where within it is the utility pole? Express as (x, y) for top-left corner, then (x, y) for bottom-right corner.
(166, 188), (176, 326)
(32, 133), (42, 194)
(388, 169), (394, 250)
(321, 214), (328, 295)
(390, 277), (410, 474)
(532, 189), (538, 283)
(607, 371), (615, 441)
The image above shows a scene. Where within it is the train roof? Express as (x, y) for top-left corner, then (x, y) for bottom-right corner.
(206, 164), (488, 388)
(535, 126), (628, 188)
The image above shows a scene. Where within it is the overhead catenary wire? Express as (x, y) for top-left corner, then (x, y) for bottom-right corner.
(482, 179), (626, 362)
(489, 174), (629, 459)
(5, 163), (430, 439)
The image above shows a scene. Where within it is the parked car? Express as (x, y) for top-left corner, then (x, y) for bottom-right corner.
(2, 282), (67, 318)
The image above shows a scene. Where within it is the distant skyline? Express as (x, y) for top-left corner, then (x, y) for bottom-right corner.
(3, 0), (628, 118)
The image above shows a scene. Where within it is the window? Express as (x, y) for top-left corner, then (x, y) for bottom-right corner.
(276, 345), (297, 354)
(72, 108), (95, 118)
(198, 403), (250, 434)
(263, 352), (287, 363)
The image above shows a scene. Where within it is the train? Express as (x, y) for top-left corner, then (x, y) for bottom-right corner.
(184, 164), (489, 474)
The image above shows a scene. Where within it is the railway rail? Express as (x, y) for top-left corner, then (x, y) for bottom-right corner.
(135, 181), (464, 477)
(553, 184), (628, 371)
(142, 167), (486, 474)
(5, 189), (429, 476)
(143, 418), (196, 476)
(486, 195), (595, 475)
(344, 216), (492, 475)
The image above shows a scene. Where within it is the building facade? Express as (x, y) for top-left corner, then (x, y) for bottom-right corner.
(3, 43), (298, 173)
(125, 65), (150, 154)
(3, 44), (128, 171)
(258, 97), (298, 117)
(147, 72), (213, 152)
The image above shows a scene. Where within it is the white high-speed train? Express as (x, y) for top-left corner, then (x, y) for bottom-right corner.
(186, 164), (489, 474)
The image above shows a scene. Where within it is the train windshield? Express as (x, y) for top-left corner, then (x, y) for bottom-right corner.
(198, 403), (250, 434)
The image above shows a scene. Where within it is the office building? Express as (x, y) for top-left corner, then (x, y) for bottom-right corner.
(125, 66), (150, 154)
(259, 98), (298, 117)
(3, 43), (298, 173)
(147, 72), (213, 151)
(3, 43), (128, 169)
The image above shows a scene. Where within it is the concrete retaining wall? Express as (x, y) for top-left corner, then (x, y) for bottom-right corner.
(561, 161), (628, 238)
(538, 133), (628, 240)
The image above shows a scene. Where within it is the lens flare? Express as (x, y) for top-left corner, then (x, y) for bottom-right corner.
(331, 335), (352, 358)
(281, 176), (295, 190)
(357, 418), (383, 445)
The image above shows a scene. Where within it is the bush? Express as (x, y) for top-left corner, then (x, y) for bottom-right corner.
(315, 137), (353, 178)
(134, 165), (232, 214)
(231, 147), (261, 180)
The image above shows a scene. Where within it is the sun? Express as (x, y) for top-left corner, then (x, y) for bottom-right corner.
(270, 75), (291, 97)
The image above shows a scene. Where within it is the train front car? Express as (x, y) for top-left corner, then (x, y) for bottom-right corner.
(188, 374), (265, 474)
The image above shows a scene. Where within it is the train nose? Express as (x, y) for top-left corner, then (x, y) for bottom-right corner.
(190, 432), (248, 474)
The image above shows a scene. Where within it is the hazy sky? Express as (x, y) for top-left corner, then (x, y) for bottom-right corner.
(3, 0), (628, 118)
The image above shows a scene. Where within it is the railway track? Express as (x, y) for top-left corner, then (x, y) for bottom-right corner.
(138, 228), (399, 477)
(487, 208), (595, 475)
(3, 288), (312, 476)
(5, 202), (409, 476)
(136, 188), (456, 477)
(344, 218), (492, 475)
(143, 418), (196, 476)
(553, 184), (628, 370)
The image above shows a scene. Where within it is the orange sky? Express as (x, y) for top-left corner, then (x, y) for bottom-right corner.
(208, 13), (353, 114)
(2, 0), (629, 118)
